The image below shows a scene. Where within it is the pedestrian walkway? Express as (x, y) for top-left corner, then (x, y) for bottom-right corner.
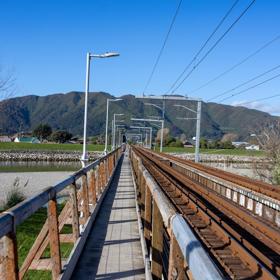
(71, 152), (145, 279)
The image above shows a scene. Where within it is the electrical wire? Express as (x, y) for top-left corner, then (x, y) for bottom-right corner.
(169, 0), (256, 94)
(142, 0), (183, 96)
(189, 34), (280, 94)
(207, 63), (280, 101)
(165, 0), (240, 94)
(219, 72), (280, 102)
(233, 93), (280, 107)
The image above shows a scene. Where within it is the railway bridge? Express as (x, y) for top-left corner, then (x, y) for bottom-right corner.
(0, 145), (279, 279)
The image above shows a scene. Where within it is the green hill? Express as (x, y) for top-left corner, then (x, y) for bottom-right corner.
(0, 91), (278, 140)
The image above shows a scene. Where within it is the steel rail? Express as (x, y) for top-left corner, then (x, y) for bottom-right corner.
(133, 146), (280, 279)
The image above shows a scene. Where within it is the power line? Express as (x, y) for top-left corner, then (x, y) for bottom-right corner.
(189, 34), (280, 94)
(165, 0), (240, 94)
(208, 63), (280, 101)
(233, 93), (280, 107)
(220, 72), (280, 102)
(169, 0), (256, 94)
(142, 0), (183, 96)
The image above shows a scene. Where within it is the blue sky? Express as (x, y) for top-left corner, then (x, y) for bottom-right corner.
(0, 0), (279, 115)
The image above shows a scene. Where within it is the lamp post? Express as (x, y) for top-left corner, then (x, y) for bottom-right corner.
(113, 113), (124, 150)
(174, 101), (202, 163)
(81, 51), (119, 162)
(104, 98), (122, 154)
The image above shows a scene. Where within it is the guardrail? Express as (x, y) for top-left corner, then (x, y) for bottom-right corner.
(0, 148), (122, 280)
(130, 148), (223, 280)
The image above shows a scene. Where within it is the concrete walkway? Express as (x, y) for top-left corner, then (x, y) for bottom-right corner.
(71, 152), (145, 279)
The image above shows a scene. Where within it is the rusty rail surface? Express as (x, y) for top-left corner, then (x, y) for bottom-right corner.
(145, 149), (280, 228)
(0, 148), (122, 280)
(132, 146), (280, 279)
(130, 147), (223, 280)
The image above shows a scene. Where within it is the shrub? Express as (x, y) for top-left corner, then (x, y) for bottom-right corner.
(0, 178), (27, 212)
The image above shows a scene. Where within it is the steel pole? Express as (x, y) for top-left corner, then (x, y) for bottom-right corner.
(111, 120), (114, 151)
(150, 127), (152, 149)
(195, 101), (201, 163)
(160, 120), (164, 152)
(104, 99), (109, 154)
(81, 53), (91, 161)
(113, 114), (116, 150)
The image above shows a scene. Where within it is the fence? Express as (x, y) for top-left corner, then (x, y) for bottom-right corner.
(130, 148), (222, 280)
(0, 148), (122, 280)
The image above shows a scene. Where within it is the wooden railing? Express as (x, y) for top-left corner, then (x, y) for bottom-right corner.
(130, 148), (222, 280)
(0, 148), (122, 280)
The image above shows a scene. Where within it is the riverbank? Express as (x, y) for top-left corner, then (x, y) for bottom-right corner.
(169, 152), (269, 163)
(0, 171), (72, 202)
(0, 150), (103, 161)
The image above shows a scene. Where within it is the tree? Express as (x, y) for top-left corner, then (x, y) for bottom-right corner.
(155, 128), (170, 146)
(254, 121), (280, 184)
(200, 138), (208, 149)
(0, 66), (16, 100)
(33, 124), (52, 141)
(50, 130), (72, 143)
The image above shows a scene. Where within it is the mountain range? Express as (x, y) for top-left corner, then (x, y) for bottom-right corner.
(0, 91), (278, 140)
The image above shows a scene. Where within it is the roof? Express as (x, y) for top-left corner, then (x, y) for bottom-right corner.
(16, 137), (40, 143)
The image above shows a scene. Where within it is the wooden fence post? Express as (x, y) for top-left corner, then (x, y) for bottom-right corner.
(2, 229), (19, 280)
(144, 188), (152, 248)
(151, 202), (163, 280)
(48, 198), (61, 279)
(81, 174), (90, 221)
(168, 232), (185, 280)
(70, 183), (80, 241)
(89, 170), (97, 205)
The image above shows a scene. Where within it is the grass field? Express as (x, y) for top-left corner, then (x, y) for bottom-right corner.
(16, 206), (73, 280)
(0, 142), (107, 152)
(155, 146), (265, 157)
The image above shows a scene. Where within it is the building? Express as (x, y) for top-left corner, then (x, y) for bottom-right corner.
(14, 137), (41, 144)
(245, 145), (260, 151)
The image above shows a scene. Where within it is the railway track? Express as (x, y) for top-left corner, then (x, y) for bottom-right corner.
(132, 146), (280, 280)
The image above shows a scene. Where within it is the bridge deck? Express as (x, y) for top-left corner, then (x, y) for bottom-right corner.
(71, 152), (145, 279)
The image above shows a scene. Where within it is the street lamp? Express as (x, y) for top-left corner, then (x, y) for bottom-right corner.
(112, 113), (124, 150)
(104, 98), (122, 154)
(174, 102), (201, 163)
(81, 51), (119, 162)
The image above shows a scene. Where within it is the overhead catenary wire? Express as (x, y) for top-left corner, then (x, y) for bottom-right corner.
(207, 63), (280, 101)
(169, 0), (257, 94)
(142, 0), (183, 96)
(165, 0), (240, 94)
(233, 93), (280, 107)
(219, 72), (280, 102)
(189, 34), (280, 94)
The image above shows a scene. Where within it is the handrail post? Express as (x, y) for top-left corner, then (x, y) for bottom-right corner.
(151, 202), (163, 279)
(70, 183), (80, 241)
(48, 197), (61, 279)
(168, 231), (185, 280)
(81, 174), (90, 222)
(2, 228), (19, 280)
(89, 170), (97, 206)
(144, 188), (152, 251)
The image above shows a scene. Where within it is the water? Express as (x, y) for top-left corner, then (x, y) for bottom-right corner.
(0, 161), (82, 172)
